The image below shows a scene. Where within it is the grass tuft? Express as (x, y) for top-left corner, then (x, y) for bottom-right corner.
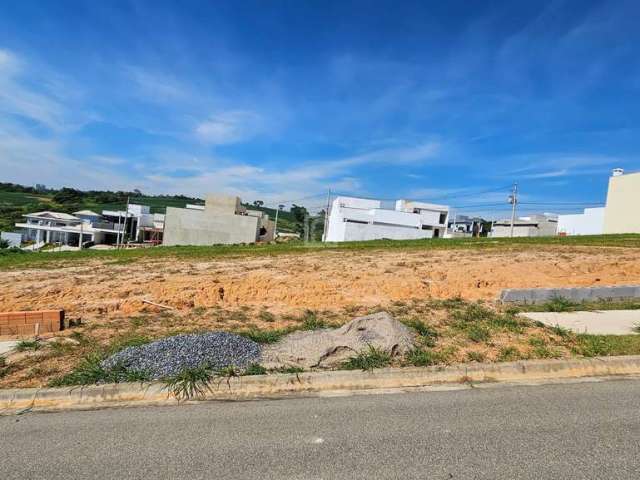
(163, 366), (213, 400)
(341, 345), (391, 371)
(15, 339), (42, 352)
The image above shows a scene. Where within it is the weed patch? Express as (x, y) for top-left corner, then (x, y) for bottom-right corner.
(341, 345), (391, 371)
(15, 339), (42, 352)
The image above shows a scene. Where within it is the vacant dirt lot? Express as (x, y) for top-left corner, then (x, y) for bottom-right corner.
(2, 245), (640, 323)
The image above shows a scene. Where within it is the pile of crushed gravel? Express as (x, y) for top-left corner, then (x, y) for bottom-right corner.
(101, 332), (261, 379)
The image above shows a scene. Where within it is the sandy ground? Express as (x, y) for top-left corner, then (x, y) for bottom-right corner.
(2, 245), (640, 323)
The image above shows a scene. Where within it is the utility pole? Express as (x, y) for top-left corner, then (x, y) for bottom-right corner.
(508, 183), (518, 238)
(121, 196), (130, 248)
(322, 189), (331, 242)
(274, 204), (284, 239)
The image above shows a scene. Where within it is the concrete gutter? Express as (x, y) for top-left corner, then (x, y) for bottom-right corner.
(500, 285), (640, 304)
(2, 355), (640, 414)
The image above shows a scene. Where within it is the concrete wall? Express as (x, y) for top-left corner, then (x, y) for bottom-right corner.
(558, 207), (605, 236)
(163, 207), (259, 246)
(603, 172), (640, 234)
(341, 222), (432, 241)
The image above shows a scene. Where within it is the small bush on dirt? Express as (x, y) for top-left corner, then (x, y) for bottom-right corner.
(497, 346), (522, 362)
(48, 353), (108, 386)
(532, 346), (562, 359)
(163, 366), (213, 400)
(238, 327), (292, 344)
(466, 351), (486, 362)
(550, 324), (572, 338)
(403, 319), (438, 346)
(342, 345), (391, 371)
(528, 336), (546, 347)
(243, 363), (267, 375)
(467, 324), (491, 343)
(258, 310), (276, 323)
(543, 297), (577, 312)
(405, 348), (447, 367)
(15, 339), (42, 352)
(299, 310), (328, 330)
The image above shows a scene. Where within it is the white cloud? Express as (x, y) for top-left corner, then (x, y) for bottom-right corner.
(195, 110), (264, 144)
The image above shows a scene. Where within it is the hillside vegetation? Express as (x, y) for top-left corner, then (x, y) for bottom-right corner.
(0, 183), (308, 235)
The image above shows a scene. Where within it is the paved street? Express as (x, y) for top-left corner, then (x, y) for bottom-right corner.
(2, 379), (639, 479)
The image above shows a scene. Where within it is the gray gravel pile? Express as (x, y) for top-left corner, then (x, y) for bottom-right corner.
(101, 332), (261, 379)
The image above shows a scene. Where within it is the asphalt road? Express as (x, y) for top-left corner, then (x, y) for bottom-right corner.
(2, 379), (639, 479)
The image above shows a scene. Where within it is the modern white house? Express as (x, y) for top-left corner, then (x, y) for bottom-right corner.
(490, 214), (558, 238)
(557, 207), (605, 236)
(15, 204), (164, 248)
(323, 196), (449, 242)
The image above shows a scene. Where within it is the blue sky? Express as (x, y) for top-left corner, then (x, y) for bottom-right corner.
(0, 0), (638, 217)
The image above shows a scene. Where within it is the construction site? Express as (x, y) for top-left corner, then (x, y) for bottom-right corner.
(2, 236), (640, 388)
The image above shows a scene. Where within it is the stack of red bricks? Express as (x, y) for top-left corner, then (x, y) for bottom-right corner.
(0, 310), (64, 337)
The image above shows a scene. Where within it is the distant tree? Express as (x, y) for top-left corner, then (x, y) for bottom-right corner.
(133, 189), (143, 196)
(0, 238), (9, 249)
(52, 187), (84, 204)
(290, 204), (308, 223)
(253, 200), (264, 208)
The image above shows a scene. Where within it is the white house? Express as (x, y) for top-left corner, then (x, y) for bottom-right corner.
(324, 196), (449, 242)
(15, 204), (164, 248)
(490, 214), (558, 238)
(557, 207), (605, 236)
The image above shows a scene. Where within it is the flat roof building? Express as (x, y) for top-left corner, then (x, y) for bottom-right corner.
(324, 196), (449, 242)
(603, 169), (640, 234)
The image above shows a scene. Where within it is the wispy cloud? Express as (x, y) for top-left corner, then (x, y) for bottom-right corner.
(195, 110), (265, 145)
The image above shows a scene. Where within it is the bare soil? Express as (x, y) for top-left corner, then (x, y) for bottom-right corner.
(2, 244), (640, 388)
(2, 246), (639, 321)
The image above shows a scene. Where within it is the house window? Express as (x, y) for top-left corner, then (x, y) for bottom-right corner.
(439, 212), (447, 224)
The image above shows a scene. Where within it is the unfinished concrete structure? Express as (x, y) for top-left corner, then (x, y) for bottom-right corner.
(324, 196), (449, 242)
(490, 214), (558, 238)
(162, 194), (275, 246)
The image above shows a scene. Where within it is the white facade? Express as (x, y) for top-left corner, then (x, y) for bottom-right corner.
(324, 196), (448, 242)
(557, 207), (605, 236)
(15, 204), (165, 247)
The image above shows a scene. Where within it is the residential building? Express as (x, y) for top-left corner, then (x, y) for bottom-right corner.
(557, 207), (605, 236)
(603, 169), (640, 234)
(447, 215), (486, 238)
(15, 204), (164, 247)
(324, 196), (449, 242)
(162, 194), (275, 246)
(490, 214), (558, 238)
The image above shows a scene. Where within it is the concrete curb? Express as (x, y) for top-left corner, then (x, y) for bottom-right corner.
(2, 355), (640, 414)
(500, 285), (640, 304)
